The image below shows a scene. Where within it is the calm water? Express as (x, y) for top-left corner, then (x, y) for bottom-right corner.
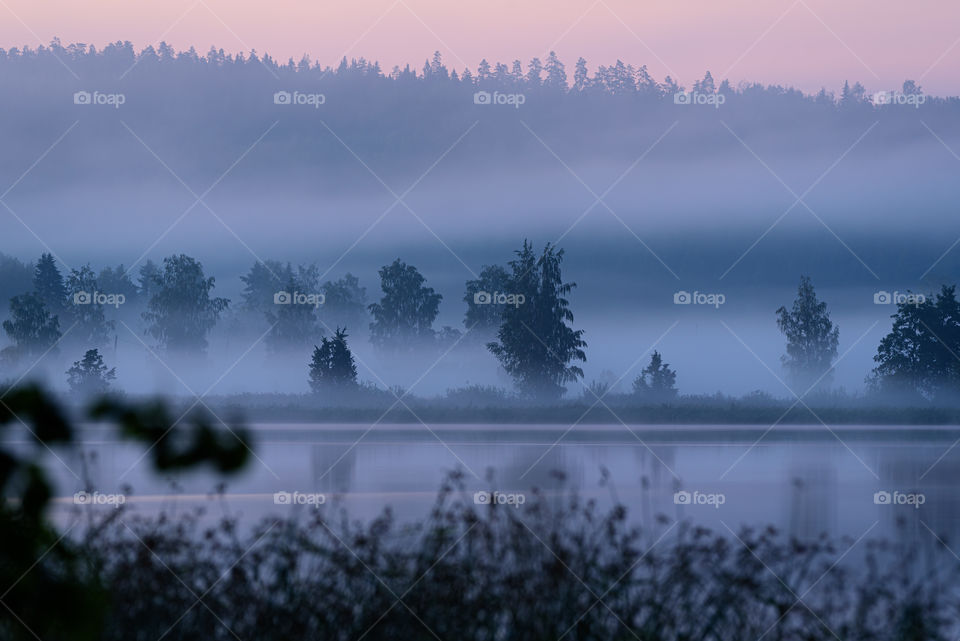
(37, 424), (960, 543)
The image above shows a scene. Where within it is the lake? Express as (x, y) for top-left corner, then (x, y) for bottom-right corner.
(38, 423), (960, 544)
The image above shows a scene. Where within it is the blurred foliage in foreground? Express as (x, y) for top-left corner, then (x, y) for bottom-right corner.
(0, 383), (250, 641)
(70, 475), (957, 641)
(0, 385), (955, 640)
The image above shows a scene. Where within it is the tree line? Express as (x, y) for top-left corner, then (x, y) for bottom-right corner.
(1, 248), (958, 403)
(1, 42), (950, 209)
(0, 41), (945, 108)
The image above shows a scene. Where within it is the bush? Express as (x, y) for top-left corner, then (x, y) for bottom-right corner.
(71, 472), (959, 641)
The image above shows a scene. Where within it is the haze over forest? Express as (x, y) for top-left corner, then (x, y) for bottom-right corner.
(1, 42), (959, 398)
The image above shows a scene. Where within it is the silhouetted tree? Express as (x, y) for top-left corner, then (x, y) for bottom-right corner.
(65, 265), (114, 347)
(368, 259), (441, 352)
(776, 276), (839, 391)
(902, 79), (922, 96)
(477, 59), (492, 81)
(694, 70), (716, 94)
(2, 293), (62, 363)
(510, 60), (523, 85)
(526, 57), (543, 87)
(32, 253), (68, 320)
(309, 327), (357, 392)
(427, 51), (448, 81)
(240, 259), (287, 314)
(544, 51), (567, 89)
(321, 273), (368, 330)
(573, 57), (589, 92)
(840, 80), (866, 108)
(436, 325), (463, 350)
(266, 275), (322, 353)
(869, 285), (960, 401)
(488, 241), (586, 400)
(137, 260), (161, 302)
(662, 75), (680, 95)
(463, 264), (511, 334)
(328, 327), (358, 385)
(636, 64), (660, 97)
(633, 351), (678, 401)
(96, 265), (140, 306)
(0, 253), (33, 313)
(142, 255), (228, 352)
(66, 348), (116, 395)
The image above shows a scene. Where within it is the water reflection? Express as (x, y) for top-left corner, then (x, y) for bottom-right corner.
(787, 462), (837, 541)
(38, 425), (960, 546)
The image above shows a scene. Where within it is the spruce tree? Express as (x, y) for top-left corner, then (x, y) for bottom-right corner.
(66, 348), (116, 395)
(633, 351), (678, 401)
(32, 253), (68, 320)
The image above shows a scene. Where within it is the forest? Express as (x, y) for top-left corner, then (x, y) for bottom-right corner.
(2, 244), (959, 419)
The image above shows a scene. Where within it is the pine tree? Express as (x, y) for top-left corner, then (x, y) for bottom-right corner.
(525, 57), (543, 88)
(477, 59), (491, 82)
(309, 327), (357, 392)
(328, 328), (358, 385)
(573, 58), (589, 92)
(308, 340), (331, 393)
(695, 70), (716, 94)
(633, 351), (677, 401)
(635, 64), (658, 96)
(33, 253), (68, 320)
(494, 62), (509, 85)
(66, 348), (116, 395)
(510, 60), (523, 86)
(610, 60), (633, 93)
(544, 51), (567, 90)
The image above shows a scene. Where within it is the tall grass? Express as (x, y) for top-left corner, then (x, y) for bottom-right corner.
(64, 473), (957, 641)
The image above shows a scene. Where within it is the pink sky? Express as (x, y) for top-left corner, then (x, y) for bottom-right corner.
(1, 0), (958, 94)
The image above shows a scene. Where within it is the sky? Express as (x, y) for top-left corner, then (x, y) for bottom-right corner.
(1, 0), (958, 95)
